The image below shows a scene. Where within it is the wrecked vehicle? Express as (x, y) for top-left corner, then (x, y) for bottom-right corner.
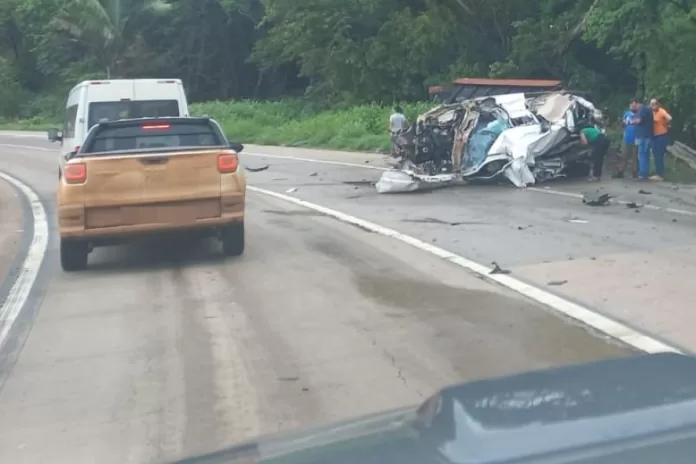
(376, 92), (604, 193)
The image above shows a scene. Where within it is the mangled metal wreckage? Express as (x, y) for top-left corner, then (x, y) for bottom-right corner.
(376, 92), (604, 193)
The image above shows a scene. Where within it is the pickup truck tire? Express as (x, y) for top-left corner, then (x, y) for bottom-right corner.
(221, 222), (244, 256)
(60, 239), (88, 271)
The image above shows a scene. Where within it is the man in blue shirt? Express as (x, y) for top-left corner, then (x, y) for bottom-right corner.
(614, 102), (638, 178)
(630, 98), (653, 180)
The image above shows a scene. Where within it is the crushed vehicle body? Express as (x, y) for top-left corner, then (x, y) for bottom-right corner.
(378, 91), (604, 192)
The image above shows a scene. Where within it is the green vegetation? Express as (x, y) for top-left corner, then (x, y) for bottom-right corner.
(1, 0), (696, 177)
(191, 100), (430, 152)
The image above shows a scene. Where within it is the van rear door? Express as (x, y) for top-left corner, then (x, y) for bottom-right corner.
(133, 79), (189, 116)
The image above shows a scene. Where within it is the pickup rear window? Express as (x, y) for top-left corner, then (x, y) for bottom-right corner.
(87, 100), (179, 129)
(81, 120), (225, 153)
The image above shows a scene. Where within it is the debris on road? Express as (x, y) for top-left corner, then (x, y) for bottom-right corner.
(548, 280), (568, 286)
(375, 169), (458, 193)
(582, 192), (611, 206)
(381, 91), (604, 193)
(402, 217), (479, 226)
(489, 262), (511, 275)
(343, 180), (374, 186)
(626, 202), (642, 209)
(286, 187), (298, 193)
(638, 189), (652, 195)
(309, 172), (318, 176)
(567, 217), (588, 223)
(246, 165), (269, 172)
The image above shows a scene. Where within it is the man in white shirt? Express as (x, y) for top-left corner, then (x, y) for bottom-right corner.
(389, 106), (408, 155)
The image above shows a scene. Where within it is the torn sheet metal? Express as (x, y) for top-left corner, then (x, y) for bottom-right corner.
(375, 169), (457, 193)
(383, 90), (603, 193)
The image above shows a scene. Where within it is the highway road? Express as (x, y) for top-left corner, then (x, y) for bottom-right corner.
(0, 133), (657, 463)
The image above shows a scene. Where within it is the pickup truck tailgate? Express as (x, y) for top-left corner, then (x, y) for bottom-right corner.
(81, 150), (223, 228)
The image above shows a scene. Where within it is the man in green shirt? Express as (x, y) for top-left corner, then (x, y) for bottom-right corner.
(579, 125), (610, 181)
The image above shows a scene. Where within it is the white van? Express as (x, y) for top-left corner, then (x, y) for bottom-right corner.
(48, 79), (190, 170)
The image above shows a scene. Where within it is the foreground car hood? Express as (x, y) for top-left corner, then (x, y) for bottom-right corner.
(171, 353), (696, 464)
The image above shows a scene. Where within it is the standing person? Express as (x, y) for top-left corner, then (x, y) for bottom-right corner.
(580, 125), (610, 181)
(650, 98), (672, 181)
(614, 101), (638, 178)
(630, 98), (653, 180)
(389, 106), (408, 156)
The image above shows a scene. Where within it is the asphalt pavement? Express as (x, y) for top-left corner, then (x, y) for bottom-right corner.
(0, 134), (639, 463)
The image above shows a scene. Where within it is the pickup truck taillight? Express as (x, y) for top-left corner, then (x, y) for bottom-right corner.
(217, 153), (238, 173)
(64, 163), (87, 184)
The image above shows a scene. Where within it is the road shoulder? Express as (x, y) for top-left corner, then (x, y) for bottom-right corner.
(0, 176), (22, 287)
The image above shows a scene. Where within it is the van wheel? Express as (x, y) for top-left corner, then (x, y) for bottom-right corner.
(60, 239), (88, 271)
(221, 222), (244, 256)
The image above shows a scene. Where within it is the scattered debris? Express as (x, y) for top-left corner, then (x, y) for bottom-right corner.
(263, 209), (323, 217)
(590, 257), (596, 260)
(309, 172), (318, 176)
(246, 165), (269, 172)
(489, 262), (511, 275)
(638, 189), (652, 195)
(272, 178), (288, 181)
(568, 218), (588, 224)
(626, 202), (642, 209)
(286, 188), (297, 193)
(548, 280), (568, 286)
(402, 217), (482, 226)
(278, 376), (299, 382)
(673, 218), (678, 222)
(582, 192), (611, 206)
(376, 169), (457, 193)
(343, 180), (373, 186)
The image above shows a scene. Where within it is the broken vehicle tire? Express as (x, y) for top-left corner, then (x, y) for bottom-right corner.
(60, 239), (88, 271)
(221, 222), (244, 256)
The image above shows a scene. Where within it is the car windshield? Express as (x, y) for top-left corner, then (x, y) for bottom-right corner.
(87, 100), (180, 129)
(81, 120), (224, 153)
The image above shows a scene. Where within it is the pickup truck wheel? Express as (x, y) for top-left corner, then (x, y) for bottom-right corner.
(60, 239), (88, 271)
(221, 222), (244, 256)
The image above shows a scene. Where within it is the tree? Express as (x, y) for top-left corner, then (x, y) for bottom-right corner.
(52, 0), (173, 77)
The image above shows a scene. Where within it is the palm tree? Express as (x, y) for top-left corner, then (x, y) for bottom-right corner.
(52, 0), (172, 77)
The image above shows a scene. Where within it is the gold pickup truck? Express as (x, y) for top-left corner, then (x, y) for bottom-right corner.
(56, 117), (246, 271)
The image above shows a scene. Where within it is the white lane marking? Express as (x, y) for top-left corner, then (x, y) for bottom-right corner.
(249, 185), (682, 354)
(244, 152), (388, 171)
(0, 143), (55, 152)
(0, 171), (48, 350)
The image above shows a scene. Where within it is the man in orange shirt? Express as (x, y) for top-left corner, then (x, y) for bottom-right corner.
(650, 98), (672, 181)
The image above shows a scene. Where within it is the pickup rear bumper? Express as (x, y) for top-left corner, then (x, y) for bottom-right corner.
(58, 194), (244, 240)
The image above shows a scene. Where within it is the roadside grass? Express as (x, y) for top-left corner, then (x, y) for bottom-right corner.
(190, 99), (431, 153)
(0, 117), (57, 131)
(1, 98), (696, 182)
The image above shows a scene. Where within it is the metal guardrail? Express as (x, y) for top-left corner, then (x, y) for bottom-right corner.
(667, 141), (696, 170)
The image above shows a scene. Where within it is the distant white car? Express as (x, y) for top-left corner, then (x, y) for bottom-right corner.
(47, 78), (190, 177)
